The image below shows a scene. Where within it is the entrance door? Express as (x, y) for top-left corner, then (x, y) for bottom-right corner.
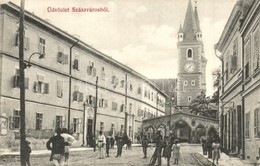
(87, 119), (93, 136)
(87, 119), (93, 147)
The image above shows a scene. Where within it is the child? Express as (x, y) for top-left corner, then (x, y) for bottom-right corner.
(24, 140), (31, 166)
(172, 139), (180, 165)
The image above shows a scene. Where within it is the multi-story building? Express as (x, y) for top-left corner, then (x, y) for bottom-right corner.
(0, 2), (166, 149)
(216, 0), (244, 158)
(240, 0), (260, 162)
(176, 0), (207, 111)
(216, 0), (260, 163)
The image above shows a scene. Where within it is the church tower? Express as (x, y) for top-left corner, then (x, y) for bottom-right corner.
(177, 0), (207, 109)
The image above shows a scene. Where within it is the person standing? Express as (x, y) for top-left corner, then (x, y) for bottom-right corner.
(212, 138), (221, 165)
(206, 136), (213, 159)
(23, 140), (31, 166)
(141, 135), (149, 158)
(97, 131), (106, 159)
(110, 137), (115, 149)
(163, 137), (171, 166)
(200, 135), (207, 155)
(46, 128), (66, 166)
(61, 128), (76, 166)
(149, 131), (164, 166)
(115, 135), (123, 157)
(172, 139), (180, 165)
(106, 136), (111, 157)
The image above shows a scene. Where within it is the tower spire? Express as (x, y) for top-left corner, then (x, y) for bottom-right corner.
(182, 0), (201, 41)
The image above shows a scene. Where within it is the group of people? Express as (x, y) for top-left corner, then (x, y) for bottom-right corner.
(141, 131), (181, 166)
(201, 135), (222, 165)
(23, 128), (222, 166)
(96, 131), (132, 159)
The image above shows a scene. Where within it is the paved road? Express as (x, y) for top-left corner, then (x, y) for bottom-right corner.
(0, 144), (213, 166)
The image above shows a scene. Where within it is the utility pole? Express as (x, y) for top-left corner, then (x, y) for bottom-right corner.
(81, 102), (86, 146)
(93, 76), (98, 151)
(18, 0), (26, 165)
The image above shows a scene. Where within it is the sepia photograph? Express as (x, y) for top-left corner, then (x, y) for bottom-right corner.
(0, 0), (259, 165)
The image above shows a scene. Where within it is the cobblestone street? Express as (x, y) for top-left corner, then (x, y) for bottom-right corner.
(0, 144), (213, 166)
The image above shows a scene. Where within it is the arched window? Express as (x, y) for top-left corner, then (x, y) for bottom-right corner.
(186, 48), (193, 59)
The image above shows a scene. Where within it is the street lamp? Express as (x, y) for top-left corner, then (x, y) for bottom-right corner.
(24, 52), (45, 68)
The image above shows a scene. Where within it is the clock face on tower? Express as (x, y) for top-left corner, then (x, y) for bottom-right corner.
(184, 62), (195, 72)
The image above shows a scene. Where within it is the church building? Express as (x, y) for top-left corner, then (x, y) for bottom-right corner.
(177, 0), (207, 110)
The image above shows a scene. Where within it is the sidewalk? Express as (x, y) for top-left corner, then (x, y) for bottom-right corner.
(199, 152), (254, 166)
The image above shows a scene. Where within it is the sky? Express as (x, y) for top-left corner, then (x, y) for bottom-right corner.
(6, 0), (237, 96)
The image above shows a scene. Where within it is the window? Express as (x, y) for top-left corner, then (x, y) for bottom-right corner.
(129, 103), (132, 113)
(99, 99), (108, 108)
(225, 61), (229, 82)
(188, 96), (192, 102)
(120, 80), (125, 88)
(57, 80), (63, 98)
(129, 84), (133, 91)
(36, 113), (43, 130)
(13, 69), (29, 89)
(73, 92), (83, 102)
(151, 92), (154, 101)
(244, 40), (251, 80)
(87, 61), (96, 76)
(129, 126), (132, 138)
(34, 75), (49, 94)
(138, 109), (144, 116)
(73, 118), (82, 133)
(10, 109), (20, 129)
(39, 37), (46, 55)
(230, 40), (238, 73)
(112, 102), (118, 111)
(254, 108), (260, 138)
(56, 116), (65, 129)
(101, 67), (105, 80)
(137, 87), (142, 94)
(144, 87), (147, 97)
(86, 95), (96, 107)
(57, 52), (68, 64)
(73, 86), (83, 102)
(15, 33), (30, 50)
(73, 59), (79, 70)
(245, 112), (250, 139)
(184, 80), (188, 86)
(186, 48), (193, 59)
(252, 28), (259, 71)
(100, 122), (104, 131)
(191, 80), (195, 86)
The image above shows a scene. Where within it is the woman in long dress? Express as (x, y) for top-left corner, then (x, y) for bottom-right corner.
(212, 138), (221, 165)
(172, 139), (180, 165)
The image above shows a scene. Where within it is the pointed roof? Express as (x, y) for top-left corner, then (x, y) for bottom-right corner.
(182, 0), (201, 41)
(178, 24), (184, 34)
(194, 2), (201, 32)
